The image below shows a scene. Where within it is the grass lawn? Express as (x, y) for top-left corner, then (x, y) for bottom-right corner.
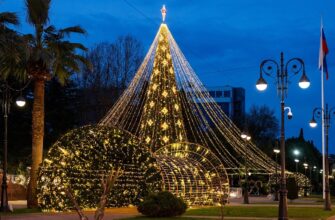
(185, 206), (335, 219)
(122, 206), (335, 220)
(122, 218), (211, 220)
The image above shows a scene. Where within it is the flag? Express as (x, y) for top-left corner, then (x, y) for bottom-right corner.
(319, 26), (329, 80)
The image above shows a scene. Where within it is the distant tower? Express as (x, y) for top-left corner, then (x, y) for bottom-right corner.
(299, 128), (304, 140)
(139, 22), (187, 152)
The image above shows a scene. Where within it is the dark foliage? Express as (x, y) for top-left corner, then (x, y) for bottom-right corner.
(244, 105), (279, 156)
(285, 128), (322, 173)
(138, 191), (187, 217)
(74, 37), (144, 125)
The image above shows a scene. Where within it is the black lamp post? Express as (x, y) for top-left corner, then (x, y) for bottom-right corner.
(309, 104), (334, 211)
(293, 149), (300, 177)
(0, 81), (29, 212)
(241, 132), (251, 204)
(273, 148), (280, 201)
(256, 52), (310, 220)
(294, 159), (299, 174)
(303, 162), (308, 197)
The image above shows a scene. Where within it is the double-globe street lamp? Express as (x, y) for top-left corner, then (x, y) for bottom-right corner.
(0, 81), (29, 212)
(256, 52), (310, 220)
(241, 132), (251, 204)
(309, 104), (335, 211)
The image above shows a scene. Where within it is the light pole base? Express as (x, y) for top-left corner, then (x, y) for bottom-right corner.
(278, 188), (288, 220)
(274, 190), (279, 201)
(243, 189), (249, 204)
(0, 181), (11, 213)
(0, 205), (12, 212)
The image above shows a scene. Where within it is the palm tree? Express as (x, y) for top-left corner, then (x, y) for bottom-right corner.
(24, 0), (90, 208)
(0, 12), (26, 80)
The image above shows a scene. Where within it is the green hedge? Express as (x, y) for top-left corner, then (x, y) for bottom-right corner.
(138, 191), (187, 217)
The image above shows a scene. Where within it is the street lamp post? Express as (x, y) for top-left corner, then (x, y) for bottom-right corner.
(303, 162), (308, 197)
(241, 132), (251, 204)
(273, 148), (280, 201)
(309, 104), (335, 211)
(0, 81), (28, 212)
(256, 52), (310, 220)
(294, 159), (299, 173)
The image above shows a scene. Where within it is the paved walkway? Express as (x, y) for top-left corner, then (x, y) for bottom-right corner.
(0, 207), (138, 220)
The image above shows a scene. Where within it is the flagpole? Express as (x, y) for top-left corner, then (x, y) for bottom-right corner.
(319, 17), (326, 200)
(321, 64), (325, 200)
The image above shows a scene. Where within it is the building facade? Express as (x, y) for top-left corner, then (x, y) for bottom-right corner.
(206, 86), (245, 121)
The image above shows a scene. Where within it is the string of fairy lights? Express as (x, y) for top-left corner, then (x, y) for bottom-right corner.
(139, 24), (187, 151)
(36, 7), (312, 210)
(155, 142), (229, 205)
(100, 23), (230, 205)
(100, 23), (277, 174)
(37, 126), (162, 211)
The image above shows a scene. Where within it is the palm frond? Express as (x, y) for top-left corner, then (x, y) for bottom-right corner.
(66, 42), (88, 51)
(25, 0), (50, 27)
(0, 32), (29, 82)
(73, 54), (92, 71)
(0, 12), (19, 26)
(59, 25), (86, 37)
(44, 25), (56, 34)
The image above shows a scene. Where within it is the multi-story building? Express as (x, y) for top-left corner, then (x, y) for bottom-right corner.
(206, 86), (245, 121)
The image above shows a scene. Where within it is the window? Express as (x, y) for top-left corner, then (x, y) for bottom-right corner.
(224, 91), (231, 97)
(216, 91), (223, 97)
(209, 91), (215, 97)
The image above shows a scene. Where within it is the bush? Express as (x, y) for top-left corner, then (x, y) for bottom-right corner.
(287, 177), (299, 200)
(137, 191), (187, 217)
(260, 184), (269, 195)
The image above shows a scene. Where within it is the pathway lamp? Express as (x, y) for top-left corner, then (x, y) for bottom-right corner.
(309, 104), (335, 210)
(241, 133), (251, 204)
(0, 81), (29, 212)
(273, 148), (280, 201)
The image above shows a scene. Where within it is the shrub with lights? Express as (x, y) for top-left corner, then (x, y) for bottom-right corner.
(37, 125), (162, 211)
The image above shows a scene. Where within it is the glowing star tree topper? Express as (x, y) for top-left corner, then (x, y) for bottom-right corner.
(161, 5), (167, 22)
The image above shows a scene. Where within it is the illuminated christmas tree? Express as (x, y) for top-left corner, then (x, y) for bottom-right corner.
(139, 23), (187, 152)
(101, 6), (278, 175)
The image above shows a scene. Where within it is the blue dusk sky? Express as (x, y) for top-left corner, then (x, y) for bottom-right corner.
(2, 0), (335, 155)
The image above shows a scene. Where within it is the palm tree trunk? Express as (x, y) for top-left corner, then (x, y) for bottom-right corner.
(27, 77), (45, 208)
